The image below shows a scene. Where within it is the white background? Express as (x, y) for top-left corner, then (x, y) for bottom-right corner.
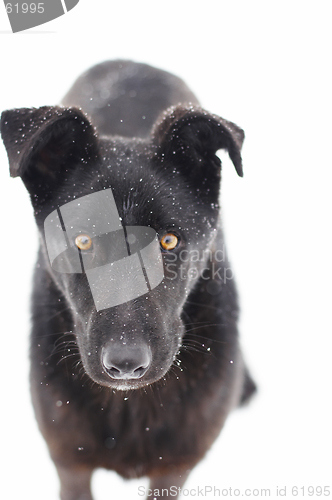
(0, 1), (331, 499)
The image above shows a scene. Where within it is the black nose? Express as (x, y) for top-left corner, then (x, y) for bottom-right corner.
(102, 344), (151, 380)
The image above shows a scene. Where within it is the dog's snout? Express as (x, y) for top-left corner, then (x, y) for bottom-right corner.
(102, 344), (151, 380)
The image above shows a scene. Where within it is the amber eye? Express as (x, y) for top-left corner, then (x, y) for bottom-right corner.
(75, 234), (92, 251)
(160, 233), (179, 251)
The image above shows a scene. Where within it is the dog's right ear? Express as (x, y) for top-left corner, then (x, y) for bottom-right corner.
(0, 106), (99, 203)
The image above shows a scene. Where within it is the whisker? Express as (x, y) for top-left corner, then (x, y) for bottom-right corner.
(184, 332), (226, 345)
(56, 352), (80, 366)
(181, 341), (212, 355)
(45, 307), (73, 321)
(33, 330), (75, 339)
(184, 323), (224, 333)
(72, 359), (83, 370)
(185, 300), (221, 312)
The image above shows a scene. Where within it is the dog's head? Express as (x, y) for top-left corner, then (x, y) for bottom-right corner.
(1, 105), (244, 390)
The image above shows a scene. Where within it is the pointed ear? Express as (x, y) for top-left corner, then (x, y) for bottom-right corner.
(152, 105), (244, 179)
(0, 106), (99, 201)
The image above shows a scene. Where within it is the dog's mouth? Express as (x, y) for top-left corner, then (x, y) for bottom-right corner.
(99, 379), (152, 391)
(88, 364), (172, 391)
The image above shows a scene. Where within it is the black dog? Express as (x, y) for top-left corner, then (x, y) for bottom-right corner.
(1, 61), (255, 500)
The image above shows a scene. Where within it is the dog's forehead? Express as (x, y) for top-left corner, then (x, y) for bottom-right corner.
(98, 138), (156, 186)
(59, 137), (154, 198)
(55, 137), (217, 237)
(55, 139), (167, 226)
(95, 140), (162, 204)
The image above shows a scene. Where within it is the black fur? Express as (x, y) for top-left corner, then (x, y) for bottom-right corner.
(1, 60), (255, 500)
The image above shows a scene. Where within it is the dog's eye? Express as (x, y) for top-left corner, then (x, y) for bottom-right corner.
(160, 233), (179, 251)
(75, 234), (92, 251)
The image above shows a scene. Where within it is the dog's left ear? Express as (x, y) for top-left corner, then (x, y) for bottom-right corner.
(152, 105), (244, 180)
